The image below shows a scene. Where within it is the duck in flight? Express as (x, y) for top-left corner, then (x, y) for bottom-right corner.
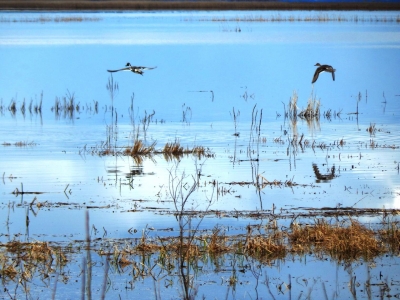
(312, 63), (335, 83)
(107, 62), (156, 76)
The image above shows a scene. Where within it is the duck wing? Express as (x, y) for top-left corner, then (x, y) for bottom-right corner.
(107, 67), (131, 73)
(331, 69), (335, 81)
(135, 66), (157, 71)
(312, 68), (321, 83)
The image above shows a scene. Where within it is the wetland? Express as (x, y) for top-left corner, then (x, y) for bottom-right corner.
(0, 10), (400, 299)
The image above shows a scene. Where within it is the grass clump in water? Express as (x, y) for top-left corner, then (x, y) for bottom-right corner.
(122, 140), (210, 161)
(244, 234), (286, 261)
(378, 219), (400, 254)
(288, 219), (384, 261)
(124, 140), (156, 156)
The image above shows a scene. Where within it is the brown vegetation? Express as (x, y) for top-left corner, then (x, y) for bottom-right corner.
(289, 219), (384, 260)
(118, 140), (211, 159)
(0, 241), (67, 283)
(1, 217), (399, 298)
(1, 218), (399, 282)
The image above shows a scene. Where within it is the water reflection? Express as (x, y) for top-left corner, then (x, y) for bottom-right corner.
(312, 163), (336, 182)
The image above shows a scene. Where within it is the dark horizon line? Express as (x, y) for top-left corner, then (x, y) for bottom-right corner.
(1, 0), (400, 11)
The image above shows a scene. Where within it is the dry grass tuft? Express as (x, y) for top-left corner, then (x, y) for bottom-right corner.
(289, 219), (384, 260)
(124, 140), (156, 156)
(203, 228), (230, 255)
(163, 141), (184, 155)
(243, 226), (286, 261)
(378, 220), (400, 253)
(121, 140), (210, 161)
(0, 241), (67, 283)
(161, 142), (207, 159)
(288, 90), (298, 120)
(299, 97), (320, 119)
(170, 240), (200, 258)
(367, 123), (377, 135)
(244, 234), (286, 261)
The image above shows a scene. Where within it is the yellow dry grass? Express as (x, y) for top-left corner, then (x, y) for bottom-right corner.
(1, 218), (398, 284)
(124, 140), (155, 156)
(289, 219), (384, 260)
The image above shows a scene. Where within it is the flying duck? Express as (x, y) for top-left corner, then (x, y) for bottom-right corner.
(312, 63), (335, 83)
(107, 63), (156, 76)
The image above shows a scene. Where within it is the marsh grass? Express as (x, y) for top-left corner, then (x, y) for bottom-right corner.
(2, 217), (400, 298)
(0, 241), (67, 284)
(107, 140), (211, 160)
(298, 96), (320, 119)
(124, 140), (156, 156)
(52, 91), (79, 119)
(4, 94), (42, 117)
(160, 141), (208, 157)
(8, 99), (16, 115)
(202, 227), (230, 255)
(244, 226), (286, 261)
(289, 219), (384, 261)
(378, 219), (400, 253)
(2, 218), (398, 278)
(367, 122), (377, 135)
(288, 90), (298, 121)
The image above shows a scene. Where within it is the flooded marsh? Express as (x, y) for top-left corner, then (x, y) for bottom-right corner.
(1, 10), (400, 299)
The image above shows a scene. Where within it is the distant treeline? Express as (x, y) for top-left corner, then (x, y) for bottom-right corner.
(1, 0), (400, 11)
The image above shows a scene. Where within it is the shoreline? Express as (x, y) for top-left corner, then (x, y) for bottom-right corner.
(1, 1), (400, 12)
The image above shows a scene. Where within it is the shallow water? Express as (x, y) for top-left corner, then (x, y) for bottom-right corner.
(0, 10), (400, 299)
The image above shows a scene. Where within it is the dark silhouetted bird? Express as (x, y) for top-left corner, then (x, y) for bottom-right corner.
(312, 63), (335, 83)
(107, 62), (156, 76)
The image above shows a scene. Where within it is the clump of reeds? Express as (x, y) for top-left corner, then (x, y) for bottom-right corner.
(298, 96), (320, 119)
(201, 228), (230, 256)
(378, 220), (400, 254)
(0, 241), (67, 283)
(288, 90), (298, 120)
(135, 238), (160, 253)
(289, 219), (384, 261)
(244, 236), (286, 260)
(52, 91), (78, 119)
(160, 142), (208, 160)
(367, 123), (376, 135)
(8, 99), (16, 115)
(167, 239), (200, 259)
(162, 141), (184, 155)
(161, 142), (205, 155)
(96, 139), (211, 161)
(124, 140), (156, 156)
(244, 234), (286, 261)
(20, 98), (26, 116)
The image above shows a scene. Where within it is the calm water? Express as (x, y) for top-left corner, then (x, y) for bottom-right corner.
(0, 10), (400, 299)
